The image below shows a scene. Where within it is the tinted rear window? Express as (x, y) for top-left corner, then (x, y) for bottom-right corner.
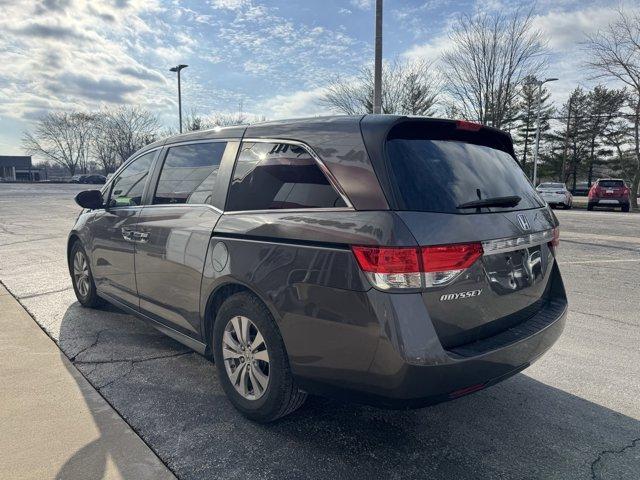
(539, 183), (564, 189)
(598, 180), (624, 188)
(386, 139), (543, 213)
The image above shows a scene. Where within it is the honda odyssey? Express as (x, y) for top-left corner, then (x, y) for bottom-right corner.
(69, 115), (567, 422)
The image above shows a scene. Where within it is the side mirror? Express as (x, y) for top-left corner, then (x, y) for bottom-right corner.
(75, 190), (104, 210)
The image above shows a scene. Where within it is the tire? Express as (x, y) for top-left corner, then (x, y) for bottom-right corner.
(212, 292), (306, 422)
(70, 241), (103, 308)
(622, 204), (630, 212)
(587, 203), (594, 211)
(565, 203), (572, 210)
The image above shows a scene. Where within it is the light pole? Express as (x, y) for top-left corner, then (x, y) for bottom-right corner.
(531, 77), (558, 186)
(373, 0), (383, 114)
(169, 64), (188, 133)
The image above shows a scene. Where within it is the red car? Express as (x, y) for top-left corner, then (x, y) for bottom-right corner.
(588, 179), (631, 212)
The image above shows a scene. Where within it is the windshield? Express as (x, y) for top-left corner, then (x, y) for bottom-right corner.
(385, 139), (544, 214)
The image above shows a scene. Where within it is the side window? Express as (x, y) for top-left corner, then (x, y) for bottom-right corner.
(226, 142), (346, 211)
(153, 142), (226, 205)
(109, 152), (154, 208)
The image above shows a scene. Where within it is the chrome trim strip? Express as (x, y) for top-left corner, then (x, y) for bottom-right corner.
(141, 203), (223, 214)
(482, 229), (554, 255)
(223, 207), (354, 215)
(241, 137), (354, 209)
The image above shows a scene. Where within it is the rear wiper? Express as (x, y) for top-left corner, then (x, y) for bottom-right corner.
(456, 195), (521, 210)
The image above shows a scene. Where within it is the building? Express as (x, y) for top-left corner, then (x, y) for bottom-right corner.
(0, 156), (41, 181)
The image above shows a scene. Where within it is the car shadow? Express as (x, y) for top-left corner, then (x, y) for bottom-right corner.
(57, 301), (640, 480)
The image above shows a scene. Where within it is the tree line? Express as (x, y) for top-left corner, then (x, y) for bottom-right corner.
(319, 8), (640, 208)
(21, 8), (639, 206)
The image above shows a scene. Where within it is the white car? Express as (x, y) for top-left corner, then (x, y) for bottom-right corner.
(536, 182), (573, 209)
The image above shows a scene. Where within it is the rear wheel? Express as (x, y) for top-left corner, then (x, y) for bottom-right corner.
(70, 241), (102, 308)
(587, 202), (594, 211)
(212, 292), (306, 422)
(622, 204), (630, 212)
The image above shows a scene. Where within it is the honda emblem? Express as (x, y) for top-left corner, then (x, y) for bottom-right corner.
(516, 214), (530, 231)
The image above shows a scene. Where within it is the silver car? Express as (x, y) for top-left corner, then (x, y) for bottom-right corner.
(536, 182), (572, 209)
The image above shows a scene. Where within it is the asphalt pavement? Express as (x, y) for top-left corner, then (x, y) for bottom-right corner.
(0, 183), (638, 480)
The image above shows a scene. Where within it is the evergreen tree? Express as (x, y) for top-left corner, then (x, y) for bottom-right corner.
(512, 76), (554, 177)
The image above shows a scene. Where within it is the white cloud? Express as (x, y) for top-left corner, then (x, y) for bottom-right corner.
(350, 0), (373, 11)
(209, 0), (250, 9)
(0, 0), (172, 123)
(258, 87), (331, 119)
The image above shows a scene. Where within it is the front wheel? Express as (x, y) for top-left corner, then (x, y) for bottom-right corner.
(212, 292), (306, 422)
(70, 241), (103, 308)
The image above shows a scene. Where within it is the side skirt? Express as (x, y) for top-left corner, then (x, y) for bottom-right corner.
(98, 292), (208, 356)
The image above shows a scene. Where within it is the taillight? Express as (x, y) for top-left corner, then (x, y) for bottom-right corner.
(421, 243), (483, 287)
(352, 243), (483, 290)
(549, 227), (560, 254)
(623, 187), (630, 197)
(351, 246), (422, 290)
(589, 186), (600, 198)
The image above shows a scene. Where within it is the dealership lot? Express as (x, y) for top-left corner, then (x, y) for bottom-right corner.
(1, 184), (639, 479)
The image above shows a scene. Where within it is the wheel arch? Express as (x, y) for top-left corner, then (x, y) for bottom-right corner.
(202, 281), (282, 359)
(66, 233), (81, 275)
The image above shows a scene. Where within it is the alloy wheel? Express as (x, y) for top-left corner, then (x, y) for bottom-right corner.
(222, 315), (270, 400)
(73, 250), (91, 298)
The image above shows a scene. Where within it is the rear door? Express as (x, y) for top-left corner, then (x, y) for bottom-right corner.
(375, 120), (559, 348)
(89, 150), (156, 309)
(133, 141), (236, 336)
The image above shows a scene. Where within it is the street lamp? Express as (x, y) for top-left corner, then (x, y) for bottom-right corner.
(169, 64), (188, 133)
(531, 77), (558, 187)
(372, 0), (383, 114)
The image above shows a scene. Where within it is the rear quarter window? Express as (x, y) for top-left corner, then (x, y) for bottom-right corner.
(386, 139), (544, 214)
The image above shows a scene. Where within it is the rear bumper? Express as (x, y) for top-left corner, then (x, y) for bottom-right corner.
(296, 298), (566, 408)
(589, 197), (629, 206)
(540, 194), (569, 205)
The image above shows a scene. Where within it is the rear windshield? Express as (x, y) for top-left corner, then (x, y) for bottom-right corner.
(386, 139), (544, 213)
(598, 180), (624, 188)
(539, 183), (564, 189)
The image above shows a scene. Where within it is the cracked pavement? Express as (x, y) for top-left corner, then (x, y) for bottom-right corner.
(1, 184), (639, 479)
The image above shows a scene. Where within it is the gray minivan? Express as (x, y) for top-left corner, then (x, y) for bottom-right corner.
(69, 115), (567, 422)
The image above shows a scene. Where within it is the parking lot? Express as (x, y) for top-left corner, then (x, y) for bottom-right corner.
(1, 183), (639, 479)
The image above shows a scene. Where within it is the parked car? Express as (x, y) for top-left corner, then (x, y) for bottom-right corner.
(68, 116), (567, 422)
(69, 175), (85, 183)
(79, 174), (106, 184)
(536, 182), (572, 209)
(588, 178), (631, 212)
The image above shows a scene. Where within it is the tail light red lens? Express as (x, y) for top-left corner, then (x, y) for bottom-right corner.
(351, 246), (420, 273)
(351, 243), (483, 290)
(421, 243), (483, 272)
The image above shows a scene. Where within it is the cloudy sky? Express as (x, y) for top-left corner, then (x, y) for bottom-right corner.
(0, 0), (634, 154)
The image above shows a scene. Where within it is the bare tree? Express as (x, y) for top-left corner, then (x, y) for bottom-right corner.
(184, 109), (265, 132)
(441, 8), (547, 128)
(98, 106), (160, 166)
(584, 8), (640, 208)
(319, 59), (440, 115)
(22, 111), (96, 176)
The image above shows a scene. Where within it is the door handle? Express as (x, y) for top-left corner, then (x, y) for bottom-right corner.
(121, 227), (135, 242)
(121, 228), (148, 243)
(132, 231), (149, 243)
